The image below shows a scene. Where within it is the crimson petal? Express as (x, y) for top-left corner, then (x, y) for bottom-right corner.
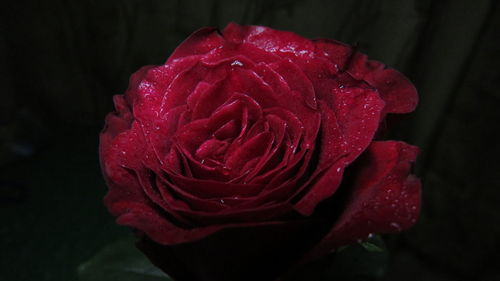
(294, 88), (385, 215)
(305, 141), (421, 260)
(166, 27), (224, 63)
(346, 52), (418, 114)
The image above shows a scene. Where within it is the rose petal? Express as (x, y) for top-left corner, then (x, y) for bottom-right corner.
(117, 202), (223, 245)
(123, 65), (155, 106)
(159, 61), (210, 114)
(168, 173), (264, 198)
(329, 87), (385, 164)
(346, 52), (418, 114)
(175, 119), (212, 155)
(207, 93), (262, 130)
(294, 88), (385, 215)
(147, 105), (188, 160)
(157, 176), (230, 212)
(201, 43), (280, 65)
(224, 68), (280, 108)
(225, 132), (273, 174)
(313, 38), (353, 70)
(268, 60), (317, 109)
(225, 23), (315, 61)
(305, 141), (421, 260)
(243, 114), (287, 181)
(166, 27), (224, 63)
(101, 95), (133, 139)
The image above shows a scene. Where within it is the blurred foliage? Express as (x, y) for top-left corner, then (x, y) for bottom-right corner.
(1, 0), (500, 281)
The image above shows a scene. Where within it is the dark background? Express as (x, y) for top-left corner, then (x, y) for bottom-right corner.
(1, 0), (499, 280)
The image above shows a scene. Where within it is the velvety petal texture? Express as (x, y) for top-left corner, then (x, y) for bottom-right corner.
(100, 23), (421, 281)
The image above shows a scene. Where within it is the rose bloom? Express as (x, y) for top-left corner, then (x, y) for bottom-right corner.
(100, 23), (420, 281)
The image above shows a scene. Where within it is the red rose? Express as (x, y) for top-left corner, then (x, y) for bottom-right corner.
(100, 23), (420, 281)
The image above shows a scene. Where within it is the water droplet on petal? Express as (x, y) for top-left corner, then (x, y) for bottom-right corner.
(221, 166), (231, 176)
(231, 60), (244, 67)
(390, 222), (402, 231)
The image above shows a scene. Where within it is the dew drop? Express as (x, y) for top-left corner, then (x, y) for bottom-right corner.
(231, 60), (244, 67)
(221, 166), (231, 176)
(336, 167), (341, 172)
(220, 199), (225, 204)
(390, 222), (402, 230)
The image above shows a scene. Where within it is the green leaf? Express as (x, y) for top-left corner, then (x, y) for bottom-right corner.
(78, 236), (173, 281)
(360, 240), (384, 253)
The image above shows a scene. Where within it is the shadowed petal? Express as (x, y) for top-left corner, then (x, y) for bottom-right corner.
(305, 141), (421, 260)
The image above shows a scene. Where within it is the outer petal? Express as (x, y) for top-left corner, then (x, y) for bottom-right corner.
(346, 52), (418, 114)
(224, 23), (315, 60)
(294, 88), (385, 215)
(305, 141), (421, 260)
(166, 27), (224, 63)
(312, 39), (353, 70)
